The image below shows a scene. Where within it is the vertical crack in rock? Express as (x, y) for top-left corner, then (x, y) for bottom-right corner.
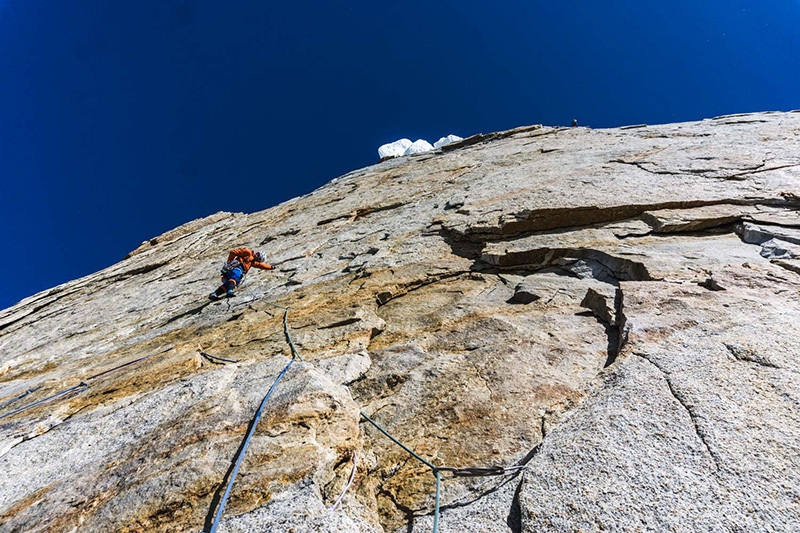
(579, 286), (628, 369)
(506, 477), (523, 533)
(635, 353), (722, 472)
(611, 288), (628, 366)
(378, 486), (419, 533)
(604, 288), (627, 368)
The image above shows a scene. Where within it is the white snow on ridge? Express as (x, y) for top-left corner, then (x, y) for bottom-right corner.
(403, 139), (434, 155)
(378, 133), (463, 159)
(378, 138), (413, 159)
(434, 134), (463, 149)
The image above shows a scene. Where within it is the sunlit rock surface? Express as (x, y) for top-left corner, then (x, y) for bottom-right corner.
(2, 111), (800, 532)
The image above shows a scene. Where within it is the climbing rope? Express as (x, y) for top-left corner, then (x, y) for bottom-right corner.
(360, 411), (534, 533)
(0, 382), (88, 420)
(0, 386), (41, 409)
(199, 349), (238, 365)
(360, 411), (443, 529)
(208, 356), (298, 533)
(329, 451), (358, 512)
(0, 346), (174, 421)
(360, 411), (436, 469)
(84, 346), (175, 382)
(262, 301), (303, 361)
(208, 297), (303, 532)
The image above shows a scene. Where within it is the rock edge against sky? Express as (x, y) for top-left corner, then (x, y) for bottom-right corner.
(1, 111), (799, 532)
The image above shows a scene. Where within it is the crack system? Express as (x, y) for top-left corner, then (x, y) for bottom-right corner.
(635, 353), (722, 472)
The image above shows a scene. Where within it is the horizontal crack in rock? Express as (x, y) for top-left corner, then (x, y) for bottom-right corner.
(317, 202), (407, 226)
(724, 343), (779, 369)
(445, 199), (797, 245)
(482, 248), (652, 282)
(375, 271), (474, 306)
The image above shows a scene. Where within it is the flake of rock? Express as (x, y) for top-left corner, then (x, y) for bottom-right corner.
(697, 275), (726, 291)
(758, 238), (800, 259)
(772, 258), (800, 274)
(444, 197), (466, 210)
(579, 286), (618, 325)
(641, 204), (757, 233)
(744, 205), (800, 227)
(508, 282), (541, 304)
(560, 258), (619, 284)
(737, 221), (800, 246)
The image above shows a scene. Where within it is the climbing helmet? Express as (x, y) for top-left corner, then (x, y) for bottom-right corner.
(254, 251), (266, 262)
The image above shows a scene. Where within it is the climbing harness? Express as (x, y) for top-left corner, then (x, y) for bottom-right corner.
(0, 346), (174, 421)
(220, 260), (241, 276)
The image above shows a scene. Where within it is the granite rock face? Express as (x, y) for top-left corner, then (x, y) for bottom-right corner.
(1, 111), (800, 532)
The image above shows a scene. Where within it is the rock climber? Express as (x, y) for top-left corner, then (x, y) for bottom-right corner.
(210, 248), (274, 300)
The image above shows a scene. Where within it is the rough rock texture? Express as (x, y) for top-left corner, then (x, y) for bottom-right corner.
(2, 111), (800, 532)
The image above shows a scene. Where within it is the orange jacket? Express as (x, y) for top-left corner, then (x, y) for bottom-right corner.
(227, 248), (273, 274)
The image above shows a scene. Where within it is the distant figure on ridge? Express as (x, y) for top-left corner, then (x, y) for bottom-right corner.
(210, 248), (274, 300)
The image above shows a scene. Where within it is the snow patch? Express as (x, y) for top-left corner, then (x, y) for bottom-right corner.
(378, 133), (463, 159)
(434, 134), (463, 149)
(403, 139), (434, 155)
(378, 139), (413, 159)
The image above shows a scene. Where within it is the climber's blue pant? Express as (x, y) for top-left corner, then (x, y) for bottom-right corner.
(223, 267), (244, 288)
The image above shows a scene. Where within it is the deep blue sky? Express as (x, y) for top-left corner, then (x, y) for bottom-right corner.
(1, 1), (798, 310)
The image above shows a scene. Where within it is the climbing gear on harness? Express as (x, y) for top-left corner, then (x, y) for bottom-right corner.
(220, 260), (241, 276)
